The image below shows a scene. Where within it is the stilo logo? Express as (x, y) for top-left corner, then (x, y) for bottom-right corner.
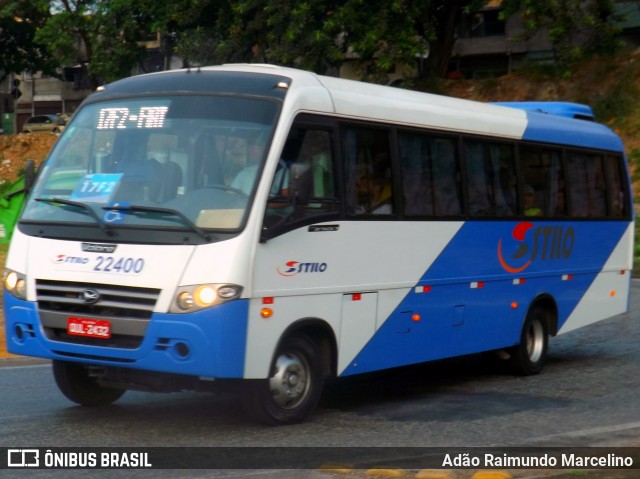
(52, 254), (90, 265)
(497, 221), (575, 273)
(277, 260), (328, 277)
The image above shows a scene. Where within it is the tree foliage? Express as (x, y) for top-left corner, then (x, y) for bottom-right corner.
(170, 0), (484, 82)
(0, 0), (628, 87)
(501, 0), (623, 69)
(33, 0), (155, 87)
(0, 1), (57, 81)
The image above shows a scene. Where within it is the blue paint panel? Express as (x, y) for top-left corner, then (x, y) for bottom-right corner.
(4, 293), (249, 378)
(494, 102), (594, 120)
(341, 221), (628, 376)
(521, 110), (623, 151)
(423, 221), (626, 280)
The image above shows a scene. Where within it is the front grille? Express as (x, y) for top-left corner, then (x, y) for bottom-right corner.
(36, 279), (160, 319)
(36, 279), (161, 349)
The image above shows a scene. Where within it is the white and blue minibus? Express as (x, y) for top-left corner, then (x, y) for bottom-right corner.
(3, 65), (633, 424)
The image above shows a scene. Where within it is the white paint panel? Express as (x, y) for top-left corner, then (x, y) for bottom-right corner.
(253, 221), (464, 296)
(22, 237), (196, 312)
(244, 221), (463, 378)
(558, 270), (630, 334)
(243, 293), (343, 378)
(559, 223), (633, 334)
(338, 292), (377, 373)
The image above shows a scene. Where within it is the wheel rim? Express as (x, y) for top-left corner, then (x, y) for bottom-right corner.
(269, 352), (310, 409)
(526, 319), (545, 363)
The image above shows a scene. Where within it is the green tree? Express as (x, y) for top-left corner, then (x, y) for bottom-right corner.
(34, 0), (157, 87)
(0, 1), (58, 81)
(172, 0), (483, 82)
(501, 0), (623, 69)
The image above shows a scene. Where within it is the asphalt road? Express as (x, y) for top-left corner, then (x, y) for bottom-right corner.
(1, 280), (639, 478)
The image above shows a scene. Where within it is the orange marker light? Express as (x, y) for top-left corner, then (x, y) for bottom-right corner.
(610, 291), (616, 297)
(412, 314), (421, 322)
(511, 302), (519, 309)
(261, 308), (273, 318)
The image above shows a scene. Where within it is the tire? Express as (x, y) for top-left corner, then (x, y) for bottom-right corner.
(242, 334), (324, 425)
(508, 305), (549, 376)
(52, 360), (126, 406)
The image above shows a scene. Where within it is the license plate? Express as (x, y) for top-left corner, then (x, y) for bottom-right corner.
(67, 317), (111, 339)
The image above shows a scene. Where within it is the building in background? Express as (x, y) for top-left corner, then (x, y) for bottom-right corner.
(451, 0), (640, 79)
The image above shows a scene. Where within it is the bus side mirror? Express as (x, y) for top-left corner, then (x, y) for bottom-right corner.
(24, 159), (36, 193)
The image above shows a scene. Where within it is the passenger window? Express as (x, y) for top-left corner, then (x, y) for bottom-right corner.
(520, 147), (565, 217)
(343, 127), (393, 215)
(463, 140), (516, 217)
(398, 131), (462, 216)
(604, 156), (627, 218)
(566, 152), (606, 217)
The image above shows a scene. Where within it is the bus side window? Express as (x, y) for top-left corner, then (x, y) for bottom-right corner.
(520, 147), (564, 217)
(398, 131), (462, 217)
(566, 152), (606, 217)
(343, 127), (393, 215)
(604, 156), (627, 218)
(463, 140), (516, 217)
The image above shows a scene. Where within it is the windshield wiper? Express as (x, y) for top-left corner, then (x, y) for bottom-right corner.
(35, 197), (113, 235)
(102, 204), (213, 242)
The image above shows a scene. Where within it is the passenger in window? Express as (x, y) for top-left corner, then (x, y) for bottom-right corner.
(356, 170), (393, 214)
(524, 185), (542, 216)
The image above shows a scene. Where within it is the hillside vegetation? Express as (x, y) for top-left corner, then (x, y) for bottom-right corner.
(442, 51), (640, 170)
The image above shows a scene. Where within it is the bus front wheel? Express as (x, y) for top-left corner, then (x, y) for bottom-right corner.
(508, 305), (549, 376)
(53, 360), (126, 406)
(242, 333), (324, 425)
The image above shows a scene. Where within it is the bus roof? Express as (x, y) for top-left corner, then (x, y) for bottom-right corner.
(93, 64), (624, 153)
(493, 101), (595, 120)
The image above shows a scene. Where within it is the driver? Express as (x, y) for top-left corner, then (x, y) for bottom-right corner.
(230, 135), (267, 194)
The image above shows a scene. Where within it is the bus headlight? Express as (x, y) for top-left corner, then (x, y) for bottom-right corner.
(171, 284), (242, 313)
(4, 270), (27, 300)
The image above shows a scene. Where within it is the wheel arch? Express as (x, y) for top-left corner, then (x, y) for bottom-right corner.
(527, 293), (558, 337)
(275, 318), (337, 378)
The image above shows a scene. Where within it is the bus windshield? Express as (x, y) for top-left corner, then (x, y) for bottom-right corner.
(21, 95), (279, 242)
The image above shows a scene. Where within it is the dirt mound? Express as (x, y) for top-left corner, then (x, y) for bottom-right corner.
(0, 134), (57, 188)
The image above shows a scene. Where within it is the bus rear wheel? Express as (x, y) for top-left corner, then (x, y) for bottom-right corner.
(508, 305), (549, 376)
(242, 333), (324, 425)
(53, 360), (126, 406)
